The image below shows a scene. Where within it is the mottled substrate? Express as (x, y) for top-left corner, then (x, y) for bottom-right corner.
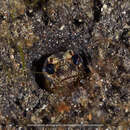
(0, 0), (129, 128)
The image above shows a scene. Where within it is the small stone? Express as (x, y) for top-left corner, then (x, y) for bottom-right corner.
(59, 25), (65, 30)
(88, 113), (92, 121)
(31, 115), (42, 124)
(103, 4), (107, 10)
(10, 55), (14, 60)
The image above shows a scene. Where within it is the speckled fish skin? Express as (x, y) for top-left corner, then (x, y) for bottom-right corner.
(42, 50), (86, 94)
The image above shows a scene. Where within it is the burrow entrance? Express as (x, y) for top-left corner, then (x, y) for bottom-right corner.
(31, 50), (91, 91)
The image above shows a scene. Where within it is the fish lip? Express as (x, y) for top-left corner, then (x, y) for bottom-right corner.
(60, 75), (78, 82)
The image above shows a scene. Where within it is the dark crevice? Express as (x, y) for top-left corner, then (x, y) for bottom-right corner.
(14, 98), (23, 110)
(120, 28), (129, 48)
(31, 54), (50, 91)
(24, 0), (49, 10)
(26, 9), (34, 17)
(42, 12), (50, 26)
(0, 14), (4, 23)
(93, 0), (102, 22)
(79, 50), (91, 73)
(101, 102), (109, 113)
(106, 85), (121, 98)
(42, 116), (51, 124)
(10, 118), (18, 126)
(73, 18), (84, 27)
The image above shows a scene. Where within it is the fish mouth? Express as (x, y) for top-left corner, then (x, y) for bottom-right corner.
(60, 75), (79, 82)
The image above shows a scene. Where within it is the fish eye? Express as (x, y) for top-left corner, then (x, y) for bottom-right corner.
(68, 50), (73, 55)
(64, 50), (74, 59)
(72, 54), (80, 65)
(45, 64), (55, 74)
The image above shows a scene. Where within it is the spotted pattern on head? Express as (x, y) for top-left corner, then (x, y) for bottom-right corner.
(42, 50), (86, 93)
